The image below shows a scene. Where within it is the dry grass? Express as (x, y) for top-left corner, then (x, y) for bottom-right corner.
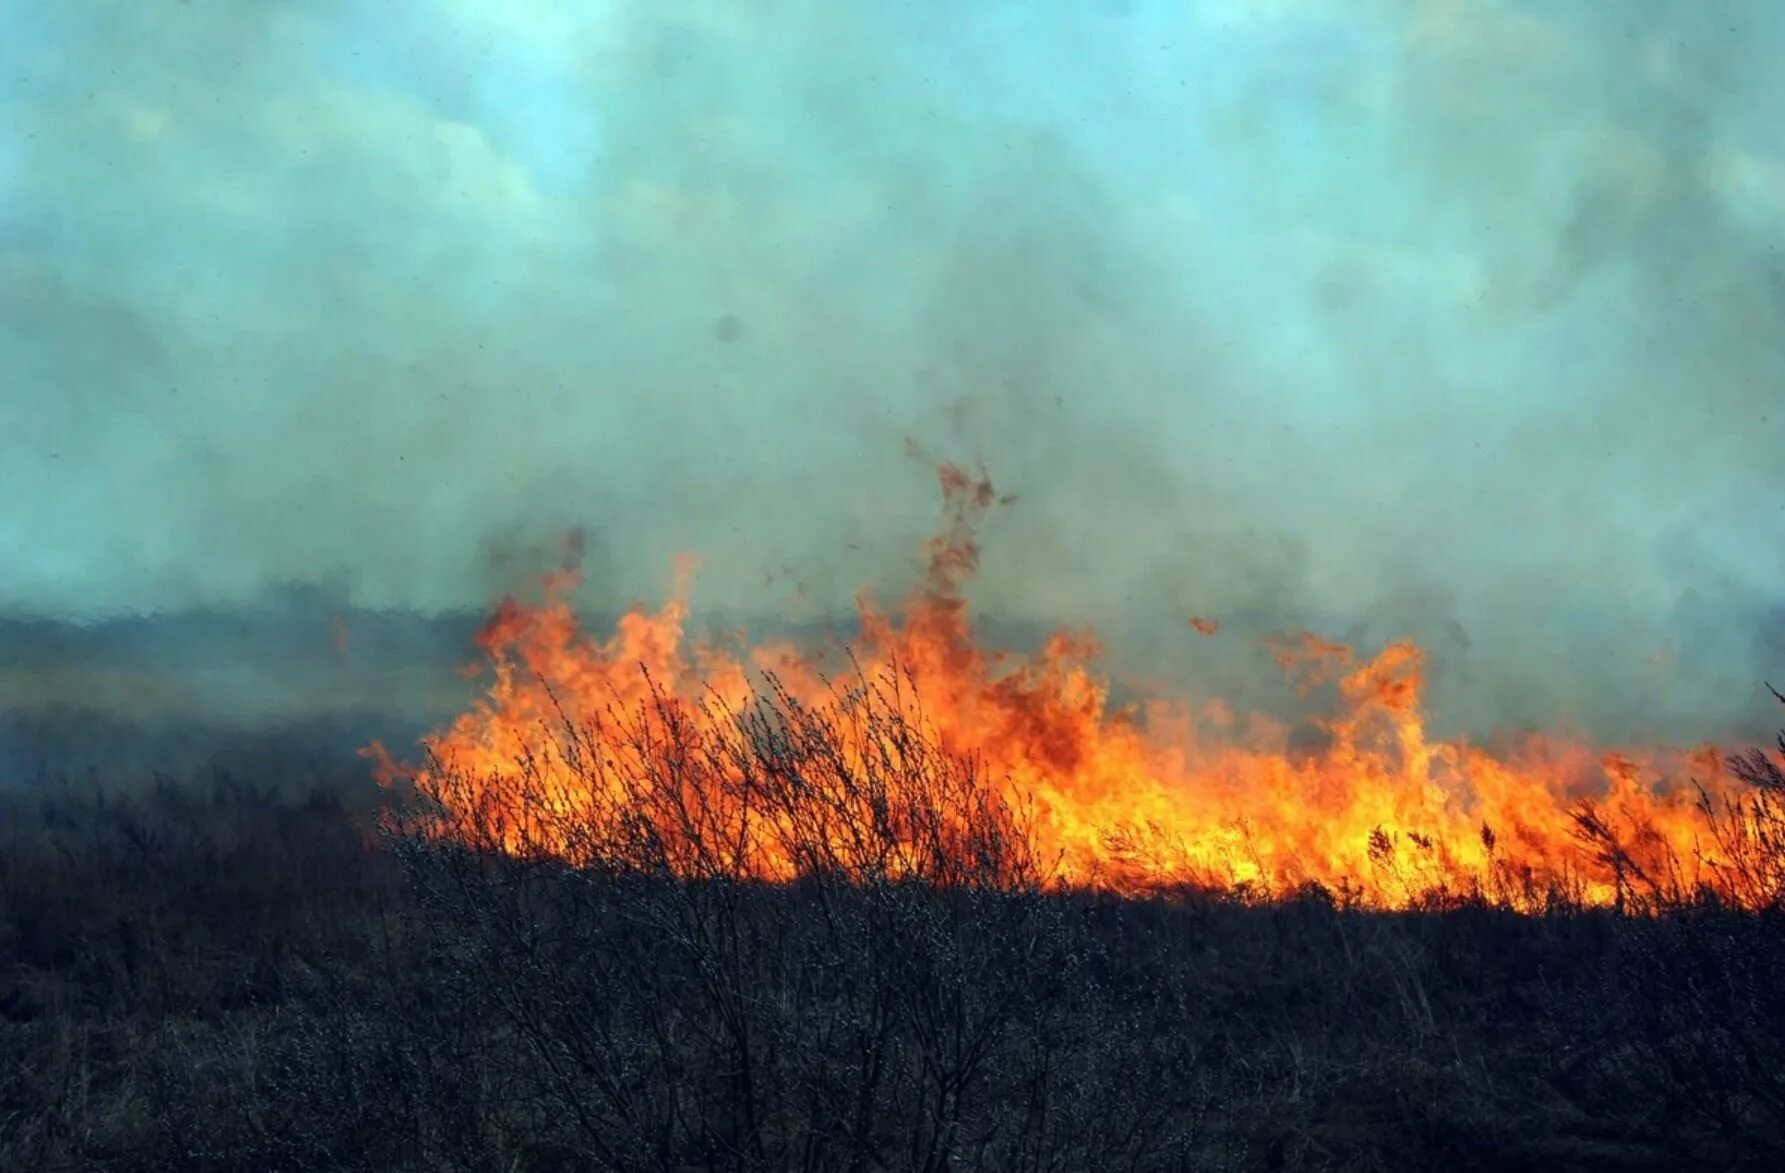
(3, 674), (1784, 1170)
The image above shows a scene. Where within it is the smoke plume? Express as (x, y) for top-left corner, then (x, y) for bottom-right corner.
(1, 1), (1781, 740)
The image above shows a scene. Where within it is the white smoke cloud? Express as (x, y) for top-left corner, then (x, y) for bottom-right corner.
(1, 0), (1780, 738)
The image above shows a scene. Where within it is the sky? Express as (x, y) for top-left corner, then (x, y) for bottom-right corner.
(1, 0), (1782, 738)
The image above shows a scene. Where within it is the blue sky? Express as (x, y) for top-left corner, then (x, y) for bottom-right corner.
(1, 0), (1781, 732)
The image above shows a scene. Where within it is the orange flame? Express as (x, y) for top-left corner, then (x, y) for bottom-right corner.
(371, 464), (1776, 910)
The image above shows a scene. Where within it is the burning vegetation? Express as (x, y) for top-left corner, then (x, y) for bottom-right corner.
(372, 463), (1785, 914)
(9, 467), (1785, 1170)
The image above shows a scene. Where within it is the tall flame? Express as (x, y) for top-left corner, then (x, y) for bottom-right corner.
(372, 464), (1774, 910)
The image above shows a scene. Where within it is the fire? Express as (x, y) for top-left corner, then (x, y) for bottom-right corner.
(371, 464), (1775, 911)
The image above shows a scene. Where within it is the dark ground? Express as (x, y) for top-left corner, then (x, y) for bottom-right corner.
(0, 715), (1782, 1173)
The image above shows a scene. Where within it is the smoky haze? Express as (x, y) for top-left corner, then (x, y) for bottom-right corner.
(1, 1), (1781, 743)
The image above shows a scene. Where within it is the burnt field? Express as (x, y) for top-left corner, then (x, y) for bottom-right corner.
(3, 695), (1784, 1173)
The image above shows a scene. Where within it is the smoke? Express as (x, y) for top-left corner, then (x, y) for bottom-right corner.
(1, 0), (1780, 740)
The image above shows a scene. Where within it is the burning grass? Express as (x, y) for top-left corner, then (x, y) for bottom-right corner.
(4, 747), (1785, 1171)
(6, 465), (1785, 1168)
(370, 462), (1785, 914)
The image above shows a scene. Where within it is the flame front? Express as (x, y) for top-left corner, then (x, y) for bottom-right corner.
(374, 465), (1770, 910)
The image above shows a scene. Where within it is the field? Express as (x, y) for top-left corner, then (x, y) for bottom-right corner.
(3, 694), (1783, 1173)
(15, 2), (1785, 1169)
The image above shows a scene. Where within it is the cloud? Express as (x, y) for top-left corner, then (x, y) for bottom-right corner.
(0, 0), (1781, 740)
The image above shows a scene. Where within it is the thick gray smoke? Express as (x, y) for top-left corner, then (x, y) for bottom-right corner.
(1, 1), (1781, 741)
